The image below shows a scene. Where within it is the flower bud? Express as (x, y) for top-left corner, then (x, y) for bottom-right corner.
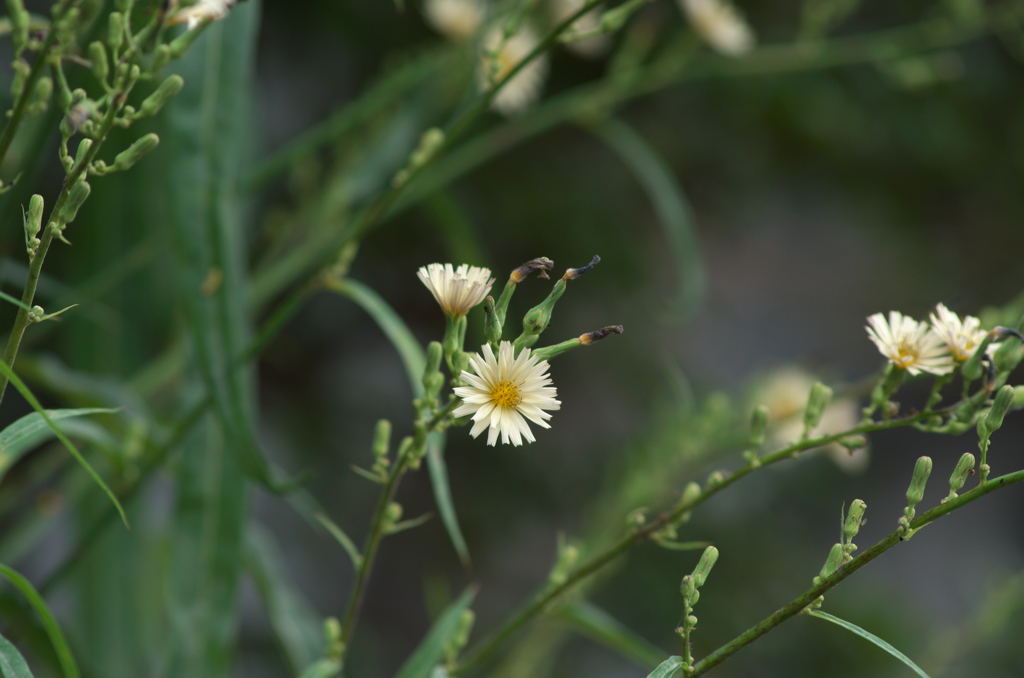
(691, 545), (719, 588)
(1013, 385), (1024, 410)
(8, 0), (28, 52)
(373, 419), (391, 461)
(817, 543), (845, 580)
(843, 499), (867, 543)
(982, 384), (1015, 436)
(109, 133), (159, 171)
(803, 382), (833, 435)
(89, 41), (108, 85)
(108, 11), (124, 52)
(579, 325), (623, 345)
(483, 296), (501, 346)
(748, 404), (769, 449)
(60, 180), (91, 225)
(136, 75), (184, 118)
(905, 456), (932, 509)
(839, 435), (867, 451)
(29, 76), (52, 113)
(509, 257), (554, 284)
(24, 194), (43, 242)
(943, 452), (975, 502)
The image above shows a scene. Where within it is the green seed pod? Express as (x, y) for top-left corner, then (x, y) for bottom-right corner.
(112, 133), (160, 171)
(108, 11), (124, 52)
(691, 545), (719, 588)
(88, 41), (108, 85)
(843, 499), (867, 543)
(803, 382), (833, 434)
(944, 452), (975, 502)
(818, 543), (845, 580)
(60, 180), (91, 224)
(136, 75), (185, 118)
(905, 457), (932, 509)
(385, 502), (402, 523)
(748, 405), (769, 449)
(372, 419), (391, 461)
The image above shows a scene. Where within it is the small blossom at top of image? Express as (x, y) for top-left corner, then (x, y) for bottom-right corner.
(677, 0), (755, 56)
(479, 25), (550, 115)
(865, 310), (954, 376)
(453, 341), (561, 446)
(423, 0), (487, 41)
(417, 263), (495, 318)
(169, 0), (243, 30)
(928, 303), (992, 363)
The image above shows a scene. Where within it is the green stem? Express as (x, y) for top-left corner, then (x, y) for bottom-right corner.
(450, 406), (964, 675)
(0, 0), (79, 171)
(688, 467), (1024, 676)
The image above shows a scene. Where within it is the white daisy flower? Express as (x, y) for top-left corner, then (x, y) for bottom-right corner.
(865, 311), (954, 376)
(417, 263), (495, 318)
(169, 0), (241, 30)
(480, 25), (549, 115)
(929, 303), (992, 363)
(678, 0), (755, 56)
(423, 0), (486, 41)
(453, 342), (561, 446)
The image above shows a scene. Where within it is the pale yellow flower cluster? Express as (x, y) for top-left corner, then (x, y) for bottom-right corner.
(866, 303), (996, 375)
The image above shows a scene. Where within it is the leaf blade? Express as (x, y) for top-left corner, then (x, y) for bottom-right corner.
(557, 600), (666, 669)
(0, 564), (79, 678)
(0, 630), (36, 678)
(0, 407), (118, 484)
(393, 587), (477, 678)
(646, 655), (683, 678)
(808, 610), (933, 678)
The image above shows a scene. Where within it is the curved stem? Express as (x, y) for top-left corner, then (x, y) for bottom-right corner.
(450, 405), (963, 675)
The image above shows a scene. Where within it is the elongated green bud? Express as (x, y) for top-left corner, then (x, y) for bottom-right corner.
(112, 133), (159, 171)
(10, 59), (29, 99)
(749, 404), (769, 449)
(817, 543), (845, 581)
(905, 457), (932, 509)
(445, 609), (476, 664)
(89, 41), (109, 85)
(25, 194), (43, 239)
(483, 296), (501, 346)
(60, 180), (91, 224)
(943, 452), (975, 503)
(74, 138), (93, 170)
(136, 75), (184, 118)
(108, 11), (124, 52)
(28, 76), (52, 114)
(843, 499), (867, 543)
(981, 385), (1015, 437)
(1014, 385), (1024, 410)
(151, 44), (171, 73)
(691, 545), (719, 588)
(549, 541), (579, 586)
(803, 382), (833, 434)
(373, 419), (391, 461)
(7, 0), (29, 52)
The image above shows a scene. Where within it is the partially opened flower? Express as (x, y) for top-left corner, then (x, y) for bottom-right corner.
(453, 342), (560, 446)
(866, 311), (954, 376)
(479, 25), (549, 115)
(678, 0), (754, 56)
(418, 263), (494, 318)
(423, 0), (487, 41)
(929, 303), (991, 363)
(169, 0), (242, 30)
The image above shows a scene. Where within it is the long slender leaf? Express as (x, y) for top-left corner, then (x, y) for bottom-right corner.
(315, 513), (363, 570)
(0, 408), (117, 484)
(0, 361), (126, 527)
(557, 600), (666, 668)
(297, 658), (342, 678)
(646, 656), (683, 678)
(162, 3), (261, 673)
(0, 631), (34, 678)
(392, 587), (477, 678)
(0, 565), (79, 678)
(245, 526), (325, 674)
(332, 279), (470, 565)
(808, 610), (933, 678)
(589, 117), (706, 323)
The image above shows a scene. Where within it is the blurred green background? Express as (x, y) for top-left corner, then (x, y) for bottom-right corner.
(1, 0), (1024, 676)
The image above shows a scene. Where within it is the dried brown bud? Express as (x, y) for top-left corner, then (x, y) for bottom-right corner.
(562, 255), (601, 281)
(509, 257), (554, 283)
(579, 325), (623, 345)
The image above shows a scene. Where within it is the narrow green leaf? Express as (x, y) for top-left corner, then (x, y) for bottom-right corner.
(0, 564), (79, 678)
(590, 118), (706, 323)
(646, 656), (683, 678)
(808, 610), (933, 678)
(388, 513), (434, 535)
(330, 278), (426, 396)
(0, 361), (126, 527)
(245, 526), (325, 674)
(0, 407), (118, 484)
(0, 289), (31, 313)
(426, 434), (471, 567)
(0, 631), (35, 678)
(297, 658), (342, 678)
(557, 600), (666, 668)
(315, 513), (363, 570)
(392, 587), (477, 678)
(653, 540), (712, 552)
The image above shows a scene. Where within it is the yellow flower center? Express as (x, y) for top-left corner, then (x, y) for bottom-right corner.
(491, 380), (523, 408)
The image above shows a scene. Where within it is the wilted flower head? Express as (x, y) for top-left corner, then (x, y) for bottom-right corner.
(929, 303), (991, 363)
(418, 263), (494, 318)
(169, 0), (242, 30)
(866, 311), (954, 376)
(678, 0), (754, 56)
(423, 0), (487, 41)
(453, 342), (561, 446)
(480, 25), (549, 115)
